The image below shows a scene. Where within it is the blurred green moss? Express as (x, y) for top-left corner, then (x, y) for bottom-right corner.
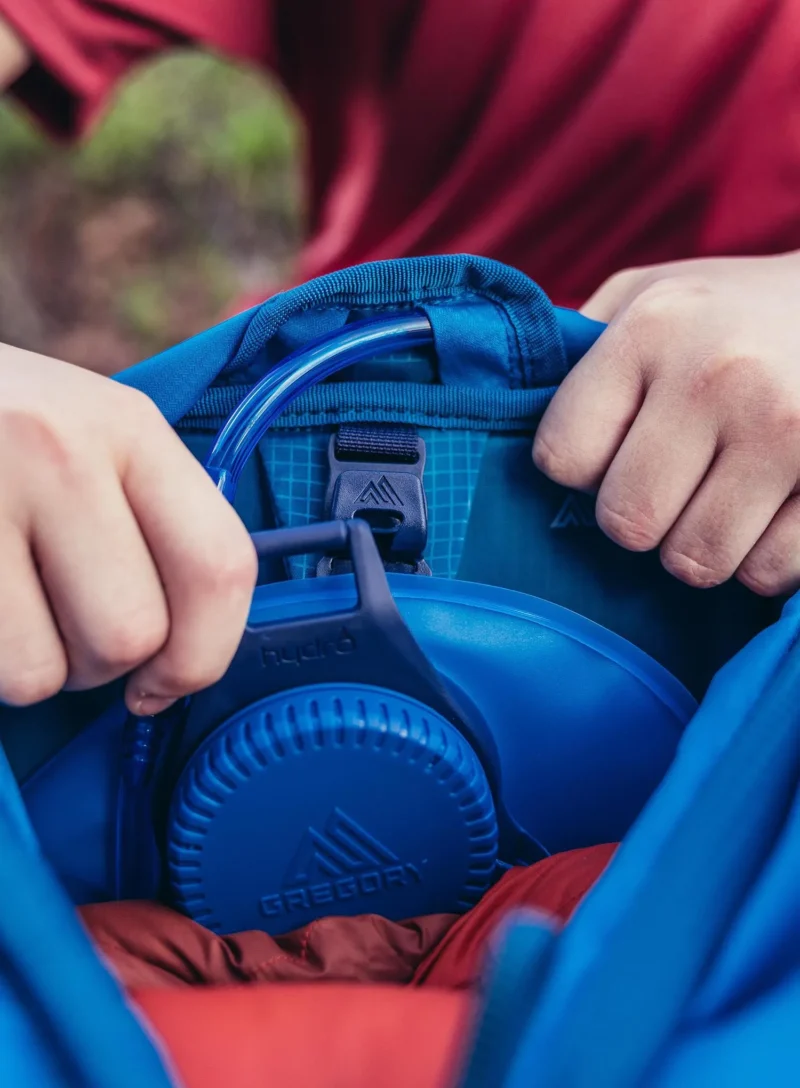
(77, 53), (297, 189)
(0, 51), (301, 365)
(0, 51), (299, 189)
(0, 96), (46, 166)
(118, 249), (236, 352)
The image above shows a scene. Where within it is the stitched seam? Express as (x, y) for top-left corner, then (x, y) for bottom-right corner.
(240, 917), (326, 980)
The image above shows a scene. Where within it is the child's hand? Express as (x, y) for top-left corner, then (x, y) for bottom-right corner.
(0, 343), (257, 712)
(534, 253), (800, 596)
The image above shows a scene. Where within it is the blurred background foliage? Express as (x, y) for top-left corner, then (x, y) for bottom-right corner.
(0, 52), (302, 372)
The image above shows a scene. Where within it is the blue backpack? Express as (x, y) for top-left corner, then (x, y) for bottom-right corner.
(0, 255), (797, 1087)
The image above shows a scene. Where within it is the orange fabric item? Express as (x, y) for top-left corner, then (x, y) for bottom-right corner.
(133, 984), (474, 1088)
(80, 845), (616, 1088)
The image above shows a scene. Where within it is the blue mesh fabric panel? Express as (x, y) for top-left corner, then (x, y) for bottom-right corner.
(426, 431), (489, 575)
(330, 347), (436, 383)
(259, 433), (329, 579)
(259, 429), (488, 579)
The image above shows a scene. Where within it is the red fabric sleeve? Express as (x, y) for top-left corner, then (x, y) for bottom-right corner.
(0, 0), (276, 136)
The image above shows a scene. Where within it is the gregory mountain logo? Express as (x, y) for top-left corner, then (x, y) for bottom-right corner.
(355, 475), (404, 507)
(260, 807), (425, 919)
(550, 491), (597, 529)
(286, 807), (399, 883)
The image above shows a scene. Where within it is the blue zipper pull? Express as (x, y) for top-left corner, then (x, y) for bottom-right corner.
(459, 911), (559, 1088)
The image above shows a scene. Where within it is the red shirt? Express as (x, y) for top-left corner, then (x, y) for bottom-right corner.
(3, 0), (800, 305)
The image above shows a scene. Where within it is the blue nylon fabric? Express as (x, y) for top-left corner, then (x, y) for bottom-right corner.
(655, 970), (800, 1086)
(115, 256), (568, 424)
(684, 767), (800, 1025)
(0, 972), (68, 1087)
(0, 737), (37, 850)
(0, 748), (174, 1088)
(485, 592), (800, 1088)
(181, 382), (557, 432)
(116, 306), (258, 424)
(231, 255), (566, 389)
(421, 295), (520, 386)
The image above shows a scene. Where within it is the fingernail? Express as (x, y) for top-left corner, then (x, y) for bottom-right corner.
(132, 694), (177, 717)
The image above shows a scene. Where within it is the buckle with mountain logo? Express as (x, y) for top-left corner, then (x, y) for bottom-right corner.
(318, 424), (430, 575)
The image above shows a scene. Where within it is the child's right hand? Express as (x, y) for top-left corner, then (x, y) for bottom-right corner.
(535, 252), (800, 597)
(0, 342), (257, 714)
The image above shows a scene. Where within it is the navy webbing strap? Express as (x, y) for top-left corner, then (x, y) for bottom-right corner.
(335, 424), (420, 464)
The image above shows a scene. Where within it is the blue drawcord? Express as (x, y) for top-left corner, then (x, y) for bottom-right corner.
(115, 703), (185, 901)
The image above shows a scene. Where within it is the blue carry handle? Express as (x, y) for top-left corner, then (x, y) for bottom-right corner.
(555, 306), (605, 364)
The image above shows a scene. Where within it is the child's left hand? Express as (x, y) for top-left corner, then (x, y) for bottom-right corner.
(533, 252), (800, 597)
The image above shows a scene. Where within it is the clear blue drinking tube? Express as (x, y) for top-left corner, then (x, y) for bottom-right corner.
(205, 311), (434, 502)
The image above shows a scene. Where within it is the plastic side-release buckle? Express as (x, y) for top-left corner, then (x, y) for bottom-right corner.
(317, 425), (430, 575)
